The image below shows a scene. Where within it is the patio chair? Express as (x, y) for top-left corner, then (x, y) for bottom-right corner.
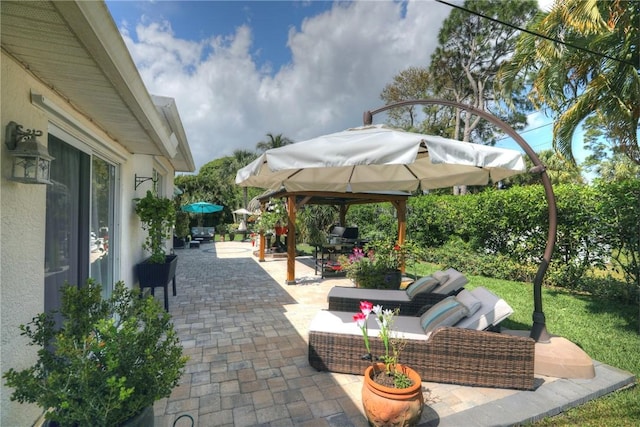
(327, 268), (468, 315)
(309, 287), (535, 390)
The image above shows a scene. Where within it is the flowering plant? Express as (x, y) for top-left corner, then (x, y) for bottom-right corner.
(339, 239), (418, 289)
(354, 301), (412, 388)
(256, 198), (288, 233)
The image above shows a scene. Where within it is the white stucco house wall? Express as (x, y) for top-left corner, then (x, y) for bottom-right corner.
(1, 2), (195, 425)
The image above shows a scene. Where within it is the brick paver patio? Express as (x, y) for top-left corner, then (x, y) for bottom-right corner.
(151, 241), (635, 427)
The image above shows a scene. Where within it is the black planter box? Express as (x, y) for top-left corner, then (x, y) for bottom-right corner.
(136, 254), (178, 311)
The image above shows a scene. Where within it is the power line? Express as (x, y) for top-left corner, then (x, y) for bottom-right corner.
(499, 121), (554, 140)
(435, 0), (637, 69)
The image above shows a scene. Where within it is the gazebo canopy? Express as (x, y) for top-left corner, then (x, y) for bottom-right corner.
(237, 99), (556, 344)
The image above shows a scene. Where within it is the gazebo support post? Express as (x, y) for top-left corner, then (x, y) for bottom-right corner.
(258, 201), (266, 262)
(286, 195), (296, 285)
(364, 99), (555, 343)
(339, 205), (347, 226)
(393, 199), (407, 275)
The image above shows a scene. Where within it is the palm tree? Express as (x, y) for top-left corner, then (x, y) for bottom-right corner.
(505, 149), (584, 186)
(536, 150), (585, 185)
(497, 0), (640, 165)
(256, 133), (293, 153)
(230, 149), (257, 213)
(231, 149), (256, 168)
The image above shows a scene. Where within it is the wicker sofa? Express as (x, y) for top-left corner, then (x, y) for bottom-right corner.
(327, 268), (468, 316)
(309, 287), (536, 390)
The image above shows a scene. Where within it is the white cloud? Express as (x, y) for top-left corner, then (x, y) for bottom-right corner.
(118, 0), (451, 172)
(537, 0), (554, 12)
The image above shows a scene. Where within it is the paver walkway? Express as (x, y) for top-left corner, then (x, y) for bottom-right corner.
(152, 241), (635, 427)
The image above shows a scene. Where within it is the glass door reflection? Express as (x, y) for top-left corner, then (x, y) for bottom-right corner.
(90, 156), (115, 299)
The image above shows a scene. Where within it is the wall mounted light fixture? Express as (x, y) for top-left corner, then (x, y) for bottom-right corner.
(5, 121), (54, 184)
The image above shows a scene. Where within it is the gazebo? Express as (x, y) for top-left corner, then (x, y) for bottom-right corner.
(236, 99), (596, 379)
(252, 188), (411, 280)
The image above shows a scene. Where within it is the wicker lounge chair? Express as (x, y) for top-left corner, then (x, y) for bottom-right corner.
(309, 287), (535, 390)
(327, 268), (468, 315)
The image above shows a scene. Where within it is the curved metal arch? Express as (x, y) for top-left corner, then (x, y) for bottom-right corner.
(364, 99), (555, 342)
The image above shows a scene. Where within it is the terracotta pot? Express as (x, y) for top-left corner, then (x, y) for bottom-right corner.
(361, 363), (424, 427)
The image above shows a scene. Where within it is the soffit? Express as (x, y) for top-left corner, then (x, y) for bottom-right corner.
(0, 1), (194, 172)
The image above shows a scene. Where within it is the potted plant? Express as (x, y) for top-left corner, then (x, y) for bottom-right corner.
(339, 239), (416, 289)
(255, 199), (288, 250)
(217, 223), (228, 241)
(354, 301), (424, 426)
(3, 280), (187, 426)
(228, 223), (238, 241)
(134, 190), (178, 309)
(173, 209), (190, 249)
(256, 199), (288, 235)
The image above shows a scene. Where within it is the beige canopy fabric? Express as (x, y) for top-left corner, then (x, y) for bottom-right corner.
(232, 208), (256, 215)
(235, 125), (526, 192)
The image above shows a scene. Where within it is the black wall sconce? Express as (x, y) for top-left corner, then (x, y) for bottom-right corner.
(135, 173), (158, 190)
(5, 121), (54, 184)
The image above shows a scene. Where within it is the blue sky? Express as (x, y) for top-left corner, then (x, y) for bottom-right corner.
(106, 1), (335, 70)
(105, 0), (578, 173)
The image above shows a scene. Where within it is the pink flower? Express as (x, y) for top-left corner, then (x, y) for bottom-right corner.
(353, 312), (367, 328)
(360, 300), (373, 316)
(354, 303), (372, 356)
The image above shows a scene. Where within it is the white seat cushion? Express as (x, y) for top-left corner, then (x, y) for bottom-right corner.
(309, 310), (428, 341)
(455, 287), (513, 330)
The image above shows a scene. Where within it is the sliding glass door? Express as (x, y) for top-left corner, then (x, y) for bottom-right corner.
(45, 134), (117, 317)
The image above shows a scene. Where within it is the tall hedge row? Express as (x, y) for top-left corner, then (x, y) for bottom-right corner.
(346, 180), (639, 302)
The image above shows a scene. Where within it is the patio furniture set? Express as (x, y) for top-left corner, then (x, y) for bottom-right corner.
(313, 226), (370, 278)
(308, 269), (536, 390)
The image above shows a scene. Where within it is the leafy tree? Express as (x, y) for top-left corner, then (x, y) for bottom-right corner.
(296, 205), (337, 245)
(426, 0), (536, 144)
(582, 116), (640, 181)
(380, 67), (434, 129)
(381, 0), (537, 194)
(173, 146), (264, 229)
(589, 153), (640, 183)
(381, 1), (537, 143)
(256, 132), (293, 153)
(174, 159), (233, 227)
(498, 0), (640, 165)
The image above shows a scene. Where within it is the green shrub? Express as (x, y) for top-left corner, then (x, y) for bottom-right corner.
(3, 281), (187, 426)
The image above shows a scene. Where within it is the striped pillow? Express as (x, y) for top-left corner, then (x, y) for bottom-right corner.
(419, 296), (469, 336)
(405, 276), (439, 299)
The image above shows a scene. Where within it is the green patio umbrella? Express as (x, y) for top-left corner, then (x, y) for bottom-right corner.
(182, 202), (223, 227)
